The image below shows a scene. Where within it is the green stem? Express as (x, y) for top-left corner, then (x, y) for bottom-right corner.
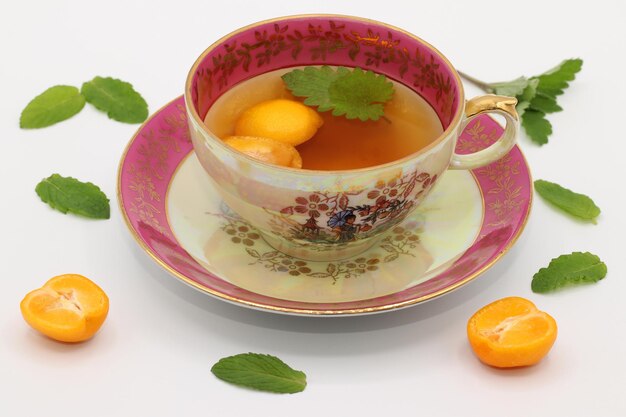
(457, 71), (494, 93)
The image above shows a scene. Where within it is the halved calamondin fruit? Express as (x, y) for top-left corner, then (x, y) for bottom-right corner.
(467, 297), (557, 368)
(20, 274), (109, 343)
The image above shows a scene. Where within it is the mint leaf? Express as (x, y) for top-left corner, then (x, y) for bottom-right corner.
(282, 66), (349, 111)
(20, 85), (85, 129)
(534, 58), (583, 98)
(211, 353), (306, 394)
(81, 76), (148, 123)
(532, 252), (607, 293)
(521, 110), (552, 145)
(35, 174), (110, 219)
(282, 66), (394, 121)
(534, 179), (600, 221)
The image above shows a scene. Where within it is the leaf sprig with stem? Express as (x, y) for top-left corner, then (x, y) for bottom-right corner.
(459, 59), (583, 145)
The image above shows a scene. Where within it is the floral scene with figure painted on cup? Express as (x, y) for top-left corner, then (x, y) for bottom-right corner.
(269, 171), (438, 244)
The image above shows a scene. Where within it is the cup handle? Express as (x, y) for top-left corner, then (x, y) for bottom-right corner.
(449, 94), (519, 170)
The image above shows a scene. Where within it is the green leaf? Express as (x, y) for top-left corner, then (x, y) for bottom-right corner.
(211, 353), (306, 394)
(532, 252), (607, 293)
(35, 174), (110, 219)
(518, 78), (539, 102)
(514, 78), (539, 117)
(81, 76), (148, 123)
(516, 100), (531, 117)
(20, 85), (85, 129)
(328, 67), (394, 121)
(530, 93), (563, 113)
(534, 179), (600, 221)
(534, 58), (583, 97)
(282, 66), (349, 112)
(490, 76), (529, 97)
(282, 66), (394, 121)
(521, 109), (552, 145)
(462, 58), (582, 144)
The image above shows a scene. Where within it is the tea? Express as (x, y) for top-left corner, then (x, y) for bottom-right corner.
(204, 67), (443, 170)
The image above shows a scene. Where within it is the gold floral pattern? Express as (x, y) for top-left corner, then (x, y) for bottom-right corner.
(193, 20), (456, 121)
(224, 224), (261, 246)
(482, 166), (524, 227)
(214, 213), (422, 283)
(463, 119), (524, 227)
(457, 119), (499, 154)
(128, 104), (189, 235)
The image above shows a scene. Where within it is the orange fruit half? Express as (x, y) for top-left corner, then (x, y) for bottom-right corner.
(20, 274), (109, 343)
(467, 297), (557, 368)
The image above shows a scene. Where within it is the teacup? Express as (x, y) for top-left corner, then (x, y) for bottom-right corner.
(184, 14), (518, 261)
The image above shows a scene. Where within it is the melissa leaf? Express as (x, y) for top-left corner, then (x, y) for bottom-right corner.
(522, 110), (552, 145)
(282, 66), (349, 112)
(327, 67), (394, 121)
(515, 78), (539, 116)
(460, 58), (582, 145)
(489, 76), (529, 97)
(535, 59), (583, 97)
(530, 94), (562, 114)
(282, 66), (394, 121)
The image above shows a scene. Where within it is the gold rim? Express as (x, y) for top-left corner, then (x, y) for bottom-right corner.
(183, 13), (466, 176)
(117, 101), (533, 315)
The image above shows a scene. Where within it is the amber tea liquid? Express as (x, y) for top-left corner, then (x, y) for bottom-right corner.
(204, 67), (443, 170)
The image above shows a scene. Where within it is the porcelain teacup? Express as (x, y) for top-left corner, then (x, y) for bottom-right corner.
(185, 14), (518, 261)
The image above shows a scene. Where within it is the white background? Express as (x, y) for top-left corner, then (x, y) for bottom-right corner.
(2, 1), (625, 416)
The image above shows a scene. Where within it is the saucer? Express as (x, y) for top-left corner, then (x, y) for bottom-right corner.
(117, 96), (532, 316)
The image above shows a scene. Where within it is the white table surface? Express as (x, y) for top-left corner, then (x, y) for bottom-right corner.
(2, 1), (625, 416)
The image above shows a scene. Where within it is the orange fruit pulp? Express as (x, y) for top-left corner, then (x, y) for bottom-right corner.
(467, 297), (557, 368)
(223, 135), (303, 168)
(20, 274), (109, 343)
